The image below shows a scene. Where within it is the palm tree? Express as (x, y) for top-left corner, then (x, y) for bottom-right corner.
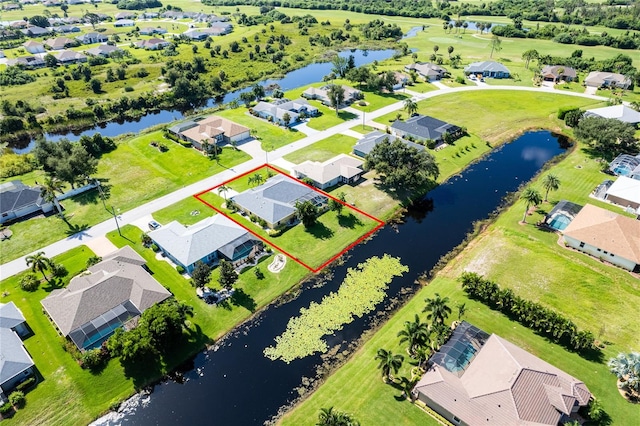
(457, 302), (466, 320)
(250, 173), (264, 187)
(397, 314), (430, 356)
(317, 407), (360, 426)
(375, 348), (404, 382)
(422, 293), (452, 325)
(26, 251), (52, 282)
(403, 98), (418, 116)
(520, 188), (542, 223)
(399, 376), (419, 401)
(447, 45), (454, 59)
(608, 352), (640, 392)
(40, 176), (65, 215)
(217, 184), (230, 201)
(542, 174), (561, 202)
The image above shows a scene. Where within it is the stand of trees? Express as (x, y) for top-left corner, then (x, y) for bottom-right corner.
(573, 116), (639, 160)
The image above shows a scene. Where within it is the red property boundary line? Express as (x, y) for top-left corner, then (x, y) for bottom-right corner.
(193, 163), (385, 273)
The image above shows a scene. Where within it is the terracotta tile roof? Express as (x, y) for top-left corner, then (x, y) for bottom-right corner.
(181, 115), (249, 143)
(562, 203), (640, 263)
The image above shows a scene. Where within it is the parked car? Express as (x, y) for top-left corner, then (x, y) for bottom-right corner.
(148, 220), (161, 230)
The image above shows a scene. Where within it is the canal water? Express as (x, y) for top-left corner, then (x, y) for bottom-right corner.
(103, 131), (565, 425)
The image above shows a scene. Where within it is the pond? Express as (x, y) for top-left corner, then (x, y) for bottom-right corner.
(94, 131), (566, 426)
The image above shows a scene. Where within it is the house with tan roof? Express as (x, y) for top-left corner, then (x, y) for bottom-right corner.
(23, 40), (45, 54)
(292, 154), (364, 190)
(404, 62), (448, 81)
(301, 85), (362, 107)
(562, 203), (640, 271)
(41, 246), (172, 350)
(540, 65), (577, 83)
(44, 36), (75, 50)
(168, 115), (250, 152)
(584, 71), (631, 89)
(413, 322), (591, 426)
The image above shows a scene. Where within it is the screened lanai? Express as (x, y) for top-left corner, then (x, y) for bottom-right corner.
(429, 322), (489, 377)
(609, 154), (640, 177)
(545, 200), (583, 231)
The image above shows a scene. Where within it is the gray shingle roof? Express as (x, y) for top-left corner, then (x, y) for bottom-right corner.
(353, 130), (424, 157)
(464, 61), (510, 74)
(391, 114), (460, 141)
(149, 214), (257, 266)
(0, 302), (26, 331)
(0, 328), (34, 387)
(0, 180), (43, 216)
(41, 246), (171, 337)
(230, 175), (327, 224)
(584, 105), (640, 124)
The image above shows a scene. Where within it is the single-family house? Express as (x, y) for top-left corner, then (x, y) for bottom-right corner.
(53, 49), (87, 64)
(44, 36), (75, 50)
(113, 19), (135, 28)
(391, 114), (463, 145)
(230, 174), (328, 229)
(404, 62), (448, 81)
(135, 38), (170, 50)
(10, 20), (28, 29)
(56, 25), (81, 33)
(141, 12), (159, 19)
(540, 65), (577, 83)
(149, 215), (262, 274)
(23, 40), (45, 54)
(22, 26), (51, 37)
(381, 71), (410, 90)
(301, 85), (362, 106)
(43, 0), (61, 6)
(139, 27), (167, 36)
(584, 71), (631, 89)
(413, 322), (591, 426)
(0, 180), (53, 224)
(604, 176), (640, 211)
(353, 130), (425, 158)
(2, 3), (20, 10)
(115, 12), (135, 20)
(562, 203), (640, 271)
(168, 115), (250, 151)
(41, 246), (172, 351)
(292, 154), (364, 190)
(0, 302), (35, 401)
(584, 105), (640, 125)
(608, 153), (640, 177)
(76, 32), (108, 44)
(464, 61), (511, 78)
(252, 98), (318, 126)
(6, 56), (45, 68)
(210, 21), (233, 34)
(85, 44), (122, 57)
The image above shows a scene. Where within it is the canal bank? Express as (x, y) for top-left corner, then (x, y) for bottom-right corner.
(93, 131), (566, 426)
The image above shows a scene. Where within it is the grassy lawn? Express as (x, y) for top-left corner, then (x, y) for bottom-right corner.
(0, 131), (250, 264)
(306, 108), (359, 131)
(283, 134), (358, 164)
(349, 89), (410, 113)
(280, 143), (640, 426)
(215, 107), (305, 150)
(375, 90), (606, 144)
(0, 246), (138, 426)
(152, 196), (216, 226)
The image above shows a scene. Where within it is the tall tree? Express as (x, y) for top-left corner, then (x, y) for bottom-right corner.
(520, 188), (542, 223)
(490, 35), (502, 58)
(403, 98), (417, 116)
(327, 84), (345, 116)
(574, 116), (638, 159)
(218, 259), (238, 289)
(190, 261), (211, 288)
(328, 192), (346, 216)
(375, 348), (404, 382)
(252, 83), (265, 101)
(447, 45), (454, 59)
(25, 251), (52, 282)
(542, 174), (561, 202)
(295, 200), (319, 228)
(423, 293), (452, 325)
(218, 185), (230, 200)
(522, 49), (539, 69)
(397, 314), (430, 357)
(40, 176), (65, 215)
(331, 56), (349, 78)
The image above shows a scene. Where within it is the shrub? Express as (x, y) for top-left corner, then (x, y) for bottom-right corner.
(254, 267), (265, 279)
(0, 153), (36, 178)
(176, 265), (185, 274)
(557, 106), (580, 119)
(79, 347), (109, 370)
(8, 391), (25, 409)
(86, 256), (102, 268)
(15, 377), (35, 392)
(0, 402), (13, 416)
(151, 243), (159, 252)
(124, 86), (134, 92)
(19, 273), (40, 292)
(455, 76), (466, 84)
(51, 262), (68, 278)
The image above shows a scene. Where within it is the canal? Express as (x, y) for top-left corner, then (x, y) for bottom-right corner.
(99, 130), (566, 425)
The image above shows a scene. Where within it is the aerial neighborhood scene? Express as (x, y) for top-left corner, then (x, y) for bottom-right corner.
(2, 0), (640, 424)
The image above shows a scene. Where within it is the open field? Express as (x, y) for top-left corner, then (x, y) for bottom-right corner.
(283, 134), (358, 164)
(0, 130), (250, 264)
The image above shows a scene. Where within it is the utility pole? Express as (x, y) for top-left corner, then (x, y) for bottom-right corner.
(97, 181), (122, 237)
(362, 110), (365, 129)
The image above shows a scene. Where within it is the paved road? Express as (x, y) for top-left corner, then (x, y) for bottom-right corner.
(0, 85), (610, 279)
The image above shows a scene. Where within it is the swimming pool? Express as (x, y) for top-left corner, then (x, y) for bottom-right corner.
(548, 214), (571, 231)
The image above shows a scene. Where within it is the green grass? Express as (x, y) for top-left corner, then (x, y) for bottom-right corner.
(0, 246), (138, 426)
(152, 196), (216, 226)
(283, 134), (358, 164)
(0, 130), (250, 264)
(349, 89), (410, 113)
(306, 108), (359, 131)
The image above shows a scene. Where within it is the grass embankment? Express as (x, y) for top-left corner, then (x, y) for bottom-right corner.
(197, 168), (381, 270)
(280, 144), (640, 426)
(0, 130), (250, 264)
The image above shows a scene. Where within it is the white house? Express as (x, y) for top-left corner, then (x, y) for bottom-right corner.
(604, 176), (640, 212)
(562, 203), (640, 272)
(23, 40), (45, 54)
(113, 19), (135, 27)
(292, 154), (364, 190)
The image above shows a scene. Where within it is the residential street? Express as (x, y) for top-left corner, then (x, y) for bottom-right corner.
(0, 85), (609, 279)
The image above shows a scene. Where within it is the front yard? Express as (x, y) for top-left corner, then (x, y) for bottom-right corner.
(283, 134), (358, 164)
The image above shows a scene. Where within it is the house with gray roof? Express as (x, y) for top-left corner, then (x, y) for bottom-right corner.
(464, 61), (510, 78)
(404, 62), (448, 81)
(113, 19), (135, 27)
(230, 174), (328, 229)
(301, 85), (362, 107)
(53, 49), (87, 64)
(252, 98), (318, 126)
(584, 105), (640, 125)
(541, 65), (577, 83)
(0, 180), (53, 224)
(292, 154), (364, 190)
(76, 32), (109, 44)
(44, 36), (75, 50)
(149, 215), (261, 274)
(413, 322), (591, 426)
(391, 114), (462, 145)
(353, 130), (425, 158)
(0, 303), (34, 402)
(6, 56), (45, 69)
(85, 44), (122, 57)
(41, 246), (171, 351)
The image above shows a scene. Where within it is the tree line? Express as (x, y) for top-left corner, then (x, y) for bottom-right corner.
(459, 272), (597, 354)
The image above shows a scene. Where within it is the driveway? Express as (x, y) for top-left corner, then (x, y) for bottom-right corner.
(237, 139), (267, 161)
(584, 86), (598, 95)
(291, 121), (320, 136)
